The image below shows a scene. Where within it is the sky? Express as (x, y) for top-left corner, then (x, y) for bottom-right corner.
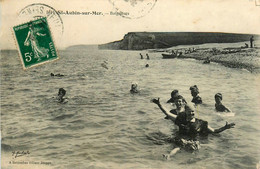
(1, 0), (260, 49)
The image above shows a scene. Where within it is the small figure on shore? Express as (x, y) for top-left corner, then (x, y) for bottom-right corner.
(244, 43), (249, 48)
(250, 36), (254, 48)
(140, 53), (143, 59)
(130, 82), (139, 94)
(190, 85), (202, 104)
(215, 93), (231, 112)
(203, 57), (210, 64)
(171, 50), (176, 55)
(146, 54), (150, 60)
(177, 52), (182, 57)
(145, 64), (149, 68)
(51, 73), (64, 77)
(57, 88), (68, 103)
(151, 98), (235, 158)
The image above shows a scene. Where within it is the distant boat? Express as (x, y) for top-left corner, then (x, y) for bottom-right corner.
(162, 53), (178, 59)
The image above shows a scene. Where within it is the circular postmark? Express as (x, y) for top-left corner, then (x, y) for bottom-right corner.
(19, 3), (64, 41)
(109, 0), (157, 19)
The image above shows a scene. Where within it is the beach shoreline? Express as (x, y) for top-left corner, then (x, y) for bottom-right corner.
(178, 48), (260, 73)
(153, 41), (260, 73)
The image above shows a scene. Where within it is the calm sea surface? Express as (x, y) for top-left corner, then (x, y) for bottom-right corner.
(1, 48), (260, 169)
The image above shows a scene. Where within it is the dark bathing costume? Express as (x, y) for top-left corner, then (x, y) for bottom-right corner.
(215, 103), (227, 112)
(165, 111), (207, 151)
(191, 95), (202, 104)
(169, 113), (206, 151)
(174, 112), (208, 136)
(190, 85), (202, 104)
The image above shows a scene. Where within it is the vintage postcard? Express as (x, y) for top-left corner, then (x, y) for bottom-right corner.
(1, 0), (260, 169)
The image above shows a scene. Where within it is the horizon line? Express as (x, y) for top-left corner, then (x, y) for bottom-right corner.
(2, 31), (260, 50)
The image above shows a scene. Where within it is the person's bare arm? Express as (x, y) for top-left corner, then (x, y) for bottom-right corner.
(207, 122), (235, 134)
(151, 98), (177, 121)
(224, 106), (231, 112)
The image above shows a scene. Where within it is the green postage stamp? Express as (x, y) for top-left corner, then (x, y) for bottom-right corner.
(13, 17), (58, 69)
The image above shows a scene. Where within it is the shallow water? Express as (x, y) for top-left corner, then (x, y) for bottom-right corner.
(1, 48), (260, 169)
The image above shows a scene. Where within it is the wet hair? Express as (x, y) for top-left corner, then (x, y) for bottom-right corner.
(190, 85), (199, 93)
(215, 93), (222, 100)
(174, 95), (187, 104)
(131, 83), (138, 89)
(176, 95), (184, 100)
(171, 90), (179, 98)
(58, 88), (66, 96)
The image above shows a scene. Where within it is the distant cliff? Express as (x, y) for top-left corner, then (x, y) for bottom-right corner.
(98, 32), (260, 50)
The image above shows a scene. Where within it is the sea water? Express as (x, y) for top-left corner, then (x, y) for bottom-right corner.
(1, 48), (260, 169)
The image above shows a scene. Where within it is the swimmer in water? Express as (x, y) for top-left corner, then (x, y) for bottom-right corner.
(57, 88), (67, 103)
(145, 64), (149, 67)
(165, 95), (187, 120)
(140, 53), (143, 59)
(151, 98), (235, 135)
(146, 54), (150, 60)
(166, 89), (186, 104)
(190, 85), (202, 105)
(130, 83), (139, 94)
(169, 95), (186, 115)
(56, 73), (64, 77)
(215, 93), (231, 112)
(151, 98), (235, 158)
(50, 73), (64, 77)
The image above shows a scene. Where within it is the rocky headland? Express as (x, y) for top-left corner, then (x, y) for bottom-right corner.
(98, 32), (260, 72)
(98, 32), (259, 50)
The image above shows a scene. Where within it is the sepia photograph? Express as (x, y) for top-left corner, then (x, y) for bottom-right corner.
(1, 0), (260, 168)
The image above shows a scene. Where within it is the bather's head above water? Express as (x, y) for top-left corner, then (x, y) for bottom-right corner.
(171, 89), (179, 98)
(57, 88), (67, 103)
(215, 93), (222, 104)
(190, 85), (199, 97)
(174, 95), (186, 110)
(184, 104), (195, 122)
(58, 88), (66, 97)
(130, 83), (139, 93)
